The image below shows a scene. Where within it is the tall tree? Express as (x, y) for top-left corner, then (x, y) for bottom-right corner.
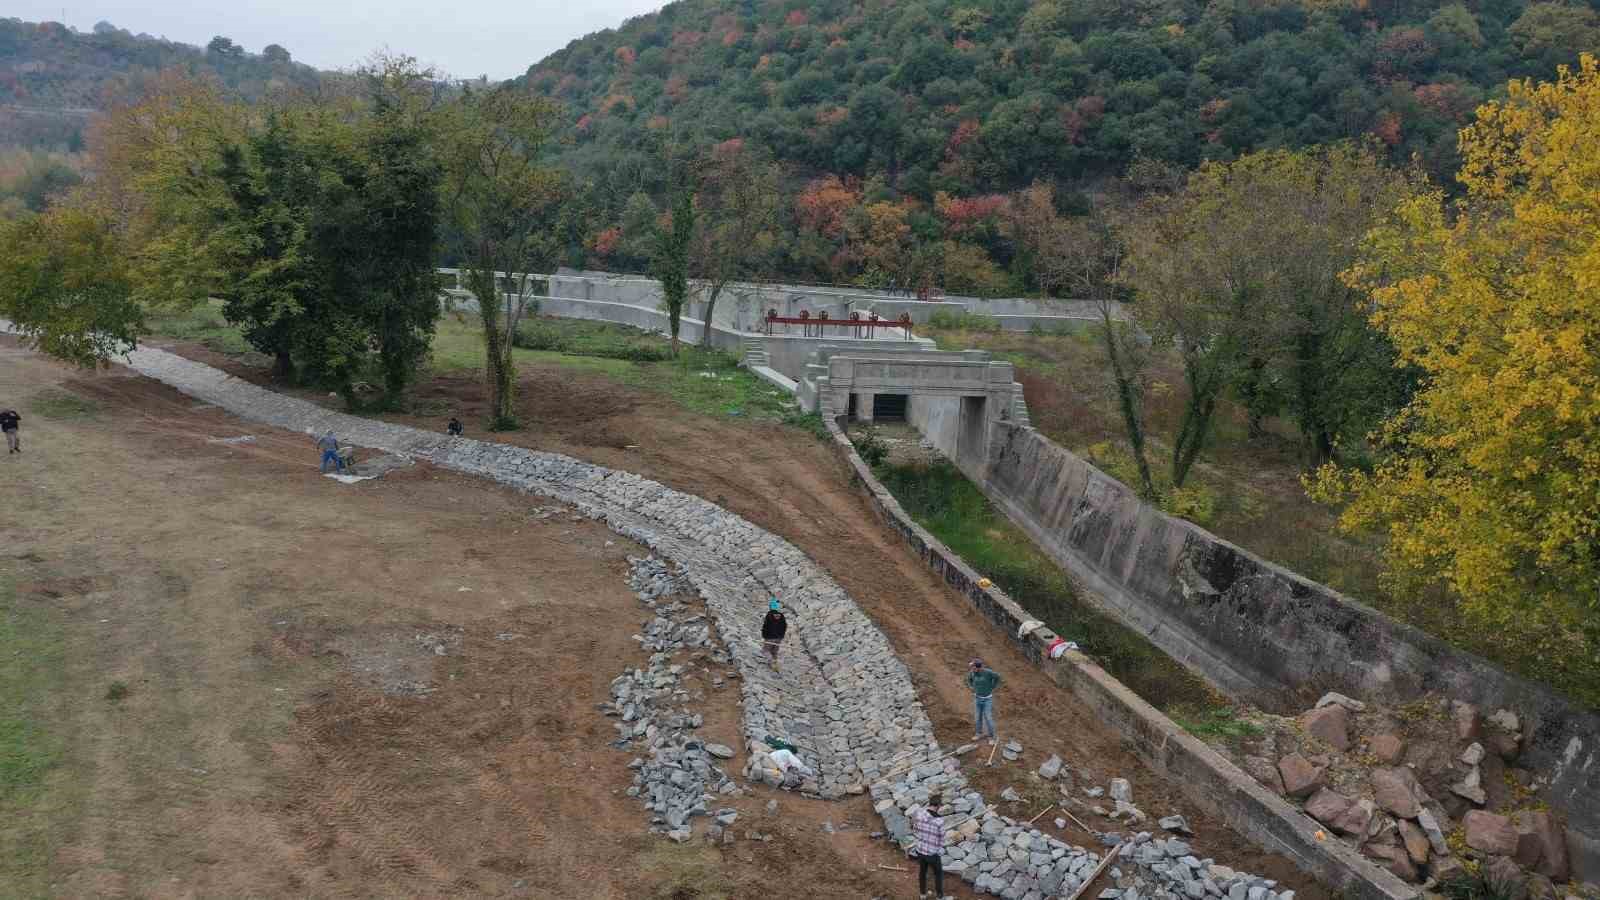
(653, 185), (695, 355)
(688, 140), (781, 346)
(442, 86), (566, 429)
(1313, 55), (1600, 673)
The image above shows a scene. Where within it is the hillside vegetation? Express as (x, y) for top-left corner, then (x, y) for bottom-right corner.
(0, 19), (321, 149)
(524, 0), (1597, 210)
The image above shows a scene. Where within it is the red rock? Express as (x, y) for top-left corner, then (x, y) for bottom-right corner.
(1452, 701), (1482, 742)
(1278, 753), (1326, 799)
(1464, 810), (1521, 856)
(1301, 704), (1352, 752)
(1369, 733), (1405, 765)
(1431, 855), (1469, 887)
(1371, 767), (1421, 819)
(1304, 788), (1354, 826)
(1514, 810), (1571, 882)
(1398, 819), (1431, 866)
(1333, 799), (1377, 839)
(1364, 842), (1420, 882)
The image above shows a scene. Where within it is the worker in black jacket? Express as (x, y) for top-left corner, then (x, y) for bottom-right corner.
(761, 599), (788, 672)
(1, 407), (19, 454)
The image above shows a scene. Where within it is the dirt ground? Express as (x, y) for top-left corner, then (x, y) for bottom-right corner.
(144, 338), (1332, 897)
(2, 340), (926, 899)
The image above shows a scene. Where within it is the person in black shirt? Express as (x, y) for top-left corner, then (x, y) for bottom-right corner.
(447, 417), (464, 437)
(1, 407), (19, 454)
(761, 599), (788, 672)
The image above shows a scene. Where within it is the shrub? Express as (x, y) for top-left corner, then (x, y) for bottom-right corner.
(926, 309), (1001, 332)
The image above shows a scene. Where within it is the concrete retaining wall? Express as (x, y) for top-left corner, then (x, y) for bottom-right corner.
(822, 414), (1419, 900)
(971, 423), (1599, 879)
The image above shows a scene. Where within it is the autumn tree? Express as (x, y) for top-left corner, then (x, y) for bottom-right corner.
(688, 140), (782, 345)
(442, 86), (567, 429)
(1312, 57), (1600, 686)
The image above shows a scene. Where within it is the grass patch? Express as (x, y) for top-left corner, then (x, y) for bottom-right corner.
(144, 300), (251, 356)
(873, 459), (1218, 712)
(640, 842), (734, 900)
(28, 388), (96, 419)
(1168, 705), (1265, 747)
(0, 576), (67, 894)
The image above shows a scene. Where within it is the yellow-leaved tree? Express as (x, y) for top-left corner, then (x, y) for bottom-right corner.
(1313, 56), (1600, 697)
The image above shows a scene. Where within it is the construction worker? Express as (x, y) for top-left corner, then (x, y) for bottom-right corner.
(967, 658), (1002, 745)
(761, 599), (788, 671)
(447, 417), (464, 437)
(1, 406), (19, 454)
(911, 790), (947, 899)
(315, 430), (343, 474)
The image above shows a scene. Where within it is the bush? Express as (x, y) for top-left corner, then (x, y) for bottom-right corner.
(853, 427), (889, 466)
(926, 309), (1001, 332)
(781, 409), (830, 440)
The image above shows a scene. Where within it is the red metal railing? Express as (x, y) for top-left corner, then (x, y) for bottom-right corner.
(762, 309), (915, 339)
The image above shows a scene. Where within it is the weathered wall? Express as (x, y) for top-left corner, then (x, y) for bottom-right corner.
(972, 422), (1599, 879)
(822, 415), (1420, 900)
(907, 395), (961, 457)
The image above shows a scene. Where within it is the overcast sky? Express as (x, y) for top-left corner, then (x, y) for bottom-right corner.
(13, 0), (664, 79)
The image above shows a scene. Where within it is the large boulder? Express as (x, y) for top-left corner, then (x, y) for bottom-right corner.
(1304, 788), (1354, 827)
(1451, 766), (1488, 805)
(1513, 810), (1571, 882)
(1332, 799), (1377, 839)
(1370, 767), (1422, 819)
(1277, 754), (1326, 799)
(1464, 810), (1520, 856)
(1038, 754), (1064, 780)
(1244, 755), (1286, 796)
(1300, 705), (1352, 752)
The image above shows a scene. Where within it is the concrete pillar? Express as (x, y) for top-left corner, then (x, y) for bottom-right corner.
(857, 391), (876, 422)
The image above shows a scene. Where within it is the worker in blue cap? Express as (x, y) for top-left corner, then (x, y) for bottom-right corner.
(761, 598), (788, 672)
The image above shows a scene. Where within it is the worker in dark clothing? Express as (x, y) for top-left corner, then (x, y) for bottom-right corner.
(1, 407), (19, 454)
(447, 417), (464, 437)
(761, 599), (788, 671)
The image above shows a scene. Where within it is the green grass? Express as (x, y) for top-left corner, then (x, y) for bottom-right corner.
(1169, 705), (1266, 746)
(28, 388), (96, 419)
(0, 576), (67, 895)
(874, 459), (1219, 713)
(144, 300), (253, 356)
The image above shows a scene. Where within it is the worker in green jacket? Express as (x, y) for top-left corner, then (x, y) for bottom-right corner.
(967, 658), (1002, 744)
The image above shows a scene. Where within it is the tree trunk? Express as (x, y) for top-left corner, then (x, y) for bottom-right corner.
(272, 350), (294, 379)
(1099, 306), (1155, 499)
(699, 282), (724, 348)
(1172, 354), (1222, 490)
(668, 304), (681, 357)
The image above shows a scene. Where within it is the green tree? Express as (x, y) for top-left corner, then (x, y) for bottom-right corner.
(653, 186), (695, 355)
(442, 86), (566, 429)
(0, 203), (140, 367)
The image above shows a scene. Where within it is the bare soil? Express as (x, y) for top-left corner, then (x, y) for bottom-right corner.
(2, 340), (918, 899)
(162, 337), (1330, 896)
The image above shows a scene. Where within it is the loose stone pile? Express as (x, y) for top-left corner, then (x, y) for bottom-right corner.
(607, 556), (743, 842)
(871, 746), (1296, 900)
(101, 346), (1305, 899)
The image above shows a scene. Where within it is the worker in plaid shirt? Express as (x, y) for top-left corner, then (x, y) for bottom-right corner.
(910, 791), (948, 899)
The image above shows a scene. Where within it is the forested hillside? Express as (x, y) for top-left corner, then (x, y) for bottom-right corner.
(0, 19), (321, 149)
(525, 0), (1599, 215)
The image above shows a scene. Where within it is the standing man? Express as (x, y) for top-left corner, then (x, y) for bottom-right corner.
(761, 599), (788, 672)
(1, 406), (19, 454)
(315, 430), (343, 474)
(967, 658), (1002, 745)
(911, 791), (947, 900)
